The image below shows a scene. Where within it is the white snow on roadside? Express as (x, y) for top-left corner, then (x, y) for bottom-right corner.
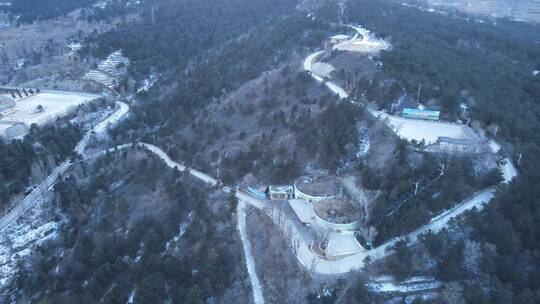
(237, 201), (264, 304)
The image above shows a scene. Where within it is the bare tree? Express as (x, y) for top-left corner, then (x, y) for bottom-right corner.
(358, 226), (378, 246)
(440, 282), (465, 304)
(309, 257), (319, 273)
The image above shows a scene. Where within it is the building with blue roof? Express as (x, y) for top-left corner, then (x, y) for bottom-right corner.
(401, 108), (440, 121)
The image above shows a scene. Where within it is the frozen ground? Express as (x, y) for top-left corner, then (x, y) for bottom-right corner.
(0, 197), (61, 294)
(489, 140), (501, 153)
(0, 91), (98, 127)
(368, 276), (442, 293)
(311, 62), (335, 78)
(237, 201), (264, 304)
(381, 114), (471, 144)
(501, 157), (518, 183)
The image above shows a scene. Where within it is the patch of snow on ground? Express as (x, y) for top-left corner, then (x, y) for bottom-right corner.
(357, 128), (370, 158)
(533, 70), (539, 76)
(501, 157), (518, 183)
(137, 74), (159, 93)
(311, 62), (334, 78)
(237, 201), (264, 304)
(163, 212), (193, 255)
(127, 289), (136, 304)
(488, 140), (501, 154)
(382, 114), (470, 144)
(368, 276), (442, 293)
(0, 199), (60, 292)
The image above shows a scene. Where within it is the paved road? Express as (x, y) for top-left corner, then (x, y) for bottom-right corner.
(295, 25), (518, 274)
(237, 201), (265, 304)
(132, 143), (507, 274)
(0, 101), (129, 231)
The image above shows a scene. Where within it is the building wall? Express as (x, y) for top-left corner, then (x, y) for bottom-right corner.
(434, 141), (485, 154)
(313, 213), (359, 234)
(294, 187), (341, 204)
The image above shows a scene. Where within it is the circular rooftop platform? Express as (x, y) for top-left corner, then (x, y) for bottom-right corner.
(314, 198), (361, 225)
(294, 176), (342, 198)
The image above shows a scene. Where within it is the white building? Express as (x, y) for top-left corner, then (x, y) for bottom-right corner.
(268, 185), (294, 200)
(329, 34), (351, 44)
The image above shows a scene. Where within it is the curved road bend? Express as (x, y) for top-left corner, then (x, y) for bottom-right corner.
(134, 144), (504, 275)
(296, 25), (517, 273)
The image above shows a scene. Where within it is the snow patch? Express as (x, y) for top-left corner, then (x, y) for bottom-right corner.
(0, 200), (61, 293)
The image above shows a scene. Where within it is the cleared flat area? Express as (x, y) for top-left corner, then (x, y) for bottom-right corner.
(0, 92), (98, 126)
(382, 114), (468, 144)
(311, 62), (334, 78)
(423, 0), (540, 23)
(334, 26), (391, 53)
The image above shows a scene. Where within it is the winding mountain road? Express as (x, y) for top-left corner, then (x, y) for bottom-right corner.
(294, 24), (519, 273)
(0, 101), (129, 232)
(0, 25), (521, 304)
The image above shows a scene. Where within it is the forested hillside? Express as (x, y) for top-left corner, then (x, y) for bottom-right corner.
(83, 0), (302, 75)
(8, 0), (97, 22)
(339, 0), (540, 301)
(11, 150), (248, 303)
(0, 124), (81, 209)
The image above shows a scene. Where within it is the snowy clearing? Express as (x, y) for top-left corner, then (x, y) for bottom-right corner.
(381, 114), (470, 144)
(311, 62), (335, 78)
(1, 91), (98, 127)
(0, 199), (60, 292)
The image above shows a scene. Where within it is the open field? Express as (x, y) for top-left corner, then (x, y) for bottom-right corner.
(0, 91), (99, 126)
(380, 114), (474, 144)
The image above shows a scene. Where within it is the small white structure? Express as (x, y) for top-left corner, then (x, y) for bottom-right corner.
(268, 185), (294, 200)
(329, 34), (351, 44)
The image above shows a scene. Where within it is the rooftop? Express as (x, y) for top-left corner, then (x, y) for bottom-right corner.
(314, 198), (361, 224)
(330, 34), (351, 40)
(402, 108), (440, 116)
(269, 185), (294, 195)
(438, 136), (474, 145)
(295, 176), (342, 198)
